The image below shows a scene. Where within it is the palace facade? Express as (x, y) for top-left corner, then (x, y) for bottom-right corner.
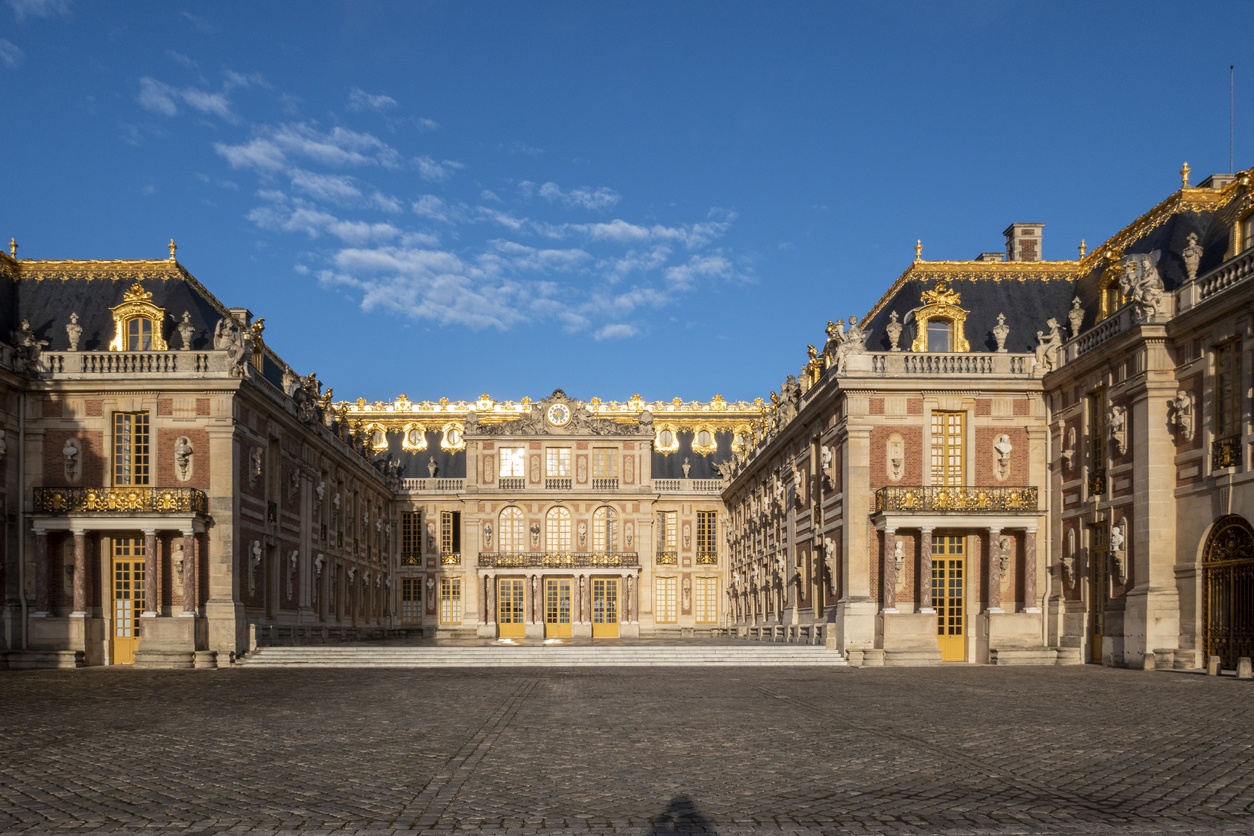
(1, 164), (1252, 669)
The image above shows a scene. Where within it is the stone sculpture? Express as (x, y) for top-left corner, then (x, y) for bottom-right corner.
(174, 436), (193, 482)
(885, 311), (903, 352)
(65, 312), (82, 352)
(1182, 232), (1203, 281)
(177, 311), (195, 350)
(1171, 390), (1195, 442)
(63, 438), (81, 482)
(993, 434), (1013, 480)
(1033, 318), (1063, 374)
(214, 317), (253, 378)
(1108, 405), (1127, 457)
(992, 313), (1009, 353)
(1068, 297), (1085, 338)
(1119, 251), (1164, 320)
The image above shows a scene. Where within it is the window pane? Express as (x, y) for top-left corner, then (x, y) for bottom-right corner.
(927, 319), (951, 352)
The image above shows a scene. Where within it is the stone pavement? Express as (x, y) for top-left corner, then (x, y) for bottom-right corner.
(1, 664), (1253, 835)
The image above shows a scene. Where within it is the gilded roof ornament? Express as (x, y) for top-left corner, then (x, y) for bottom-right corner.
(169, 238), (177, 261)
(914, 240), (923, 262)
(8, 238), (15, 259)
(1180, 162), (1190, 188)
(1078, 239), (1086, 258)
(919, 279), (962, 307)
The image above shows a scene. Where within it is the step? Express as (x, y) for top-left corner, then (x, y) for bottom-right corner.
(239, 645), (848, 668)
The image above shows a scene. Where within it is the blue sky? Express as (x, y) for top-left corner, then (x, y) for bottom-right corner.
(4, 1), (1253, 403)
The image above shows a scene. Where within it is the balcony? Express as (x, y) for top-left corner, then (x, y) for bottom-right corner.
(440, 552), (462, 566)
(545, 478), (572, 490)
(35, 486), (208, 515)
(38, 350), (224, 377)
(656, 551), (678, 565)
(478, 552), (640, 569)
(591, 478), (619, 491)
(401, 478), (466, 493)
(653, 478), (724, 494)
(1213, 435), (1243, 470)
(1088, 469), (1107, 497)
(874, 485), (1038, 514)
(696, 553), (718, 565)
(498, 477), (526, 490)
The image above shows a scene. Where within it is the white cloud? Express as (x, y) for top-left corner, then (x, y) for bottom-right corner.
(499, 141), (543, 156)
(664, 253), (733, 289)
(0, 39), (23, 69)
(138, 76), (235, 122)
(594, 323), (638, 341)
(270, 123), (403, 168)
(248, 201), (400, 246)
(7, 0), (69, 20)
(348, 87), (397, 112)
(412, 195), (451, 222)
(475, 206), (526, 231)
(215, 138), (286, 172)
(412, 117), (441, 132)
(414, 155), (464, 182)
(289, 169), (362, 202)
(370, 192), (404, 213)
(538, 181), (620, 211)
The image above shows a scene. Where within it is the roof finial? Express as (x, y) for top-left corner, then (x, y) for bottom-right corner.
(914, 239), (922, 262)
(168, 238), (177, 261)
(8, 238), (16, 260)
(1078, 239), (1086, 259)
(1180, 161), (1190, 188)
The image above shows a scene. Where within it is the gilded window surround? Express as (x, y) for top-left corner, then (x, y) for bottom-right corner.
(910, 280), (970, 353)
(108, 282), (168, 352)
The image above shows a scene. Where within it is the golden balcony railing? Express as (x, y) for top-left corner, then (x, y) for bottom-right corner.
(478, 552), (639, 569)
(1212, 435), (1243, 470)
(656, 551), (678, 565)
(696, 552), (718, 565)
(440, 552), (462, 566)
(35, 486), (208, 515)
(874, 485), (1038, 514)
(1088, 469), (1107, 497)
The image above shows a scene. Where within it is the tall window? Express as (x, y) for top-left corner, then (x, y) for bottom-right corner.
(697, 511), (717, 561)
(401, 511), (422, 561)
(439, 577), (462, 625)
(113, 412), (150, 486)
(657, 511), (677, 556)
(929, 411), (964, 486)
(1089, 389), (1107, 467)
(592, 505), (618, 552)
(1101, 276), (1123, 321)
(1216, 339), (1244, 438)
(592, 448), (617, 479)
(400, 578), (422, 624)
(546, 506), (572, 552)
(546, 448), (571, 478)
(126, 317), (155, 351)
(440, 510), (461, 556)
(1241, 212), (1254, 253)
(498, 506), (525, 553)
(655, 577), (677, 624)
(499, 447), (525, 478)
(695, 577), (718, 624)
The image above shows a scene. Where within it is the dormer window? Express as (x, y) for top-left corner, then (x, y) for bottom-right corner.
(1241, 212), (1254, 253)
(108, 283), (168, 352)
(910, 281), (970, 353)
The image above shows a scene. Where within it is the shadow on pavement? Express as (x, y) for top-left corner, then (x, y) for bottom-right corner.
(648, 794), (717, 834)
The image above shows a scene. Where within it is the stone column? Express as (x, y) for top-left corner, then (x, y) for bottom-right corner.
(33, 528), (49, 616)
(71, 529), (87, 616)
(142, 529), (158, 616)
(881, 528), (897, 612)
(1023, 529), (1040, 612)
(918, 528), (934, 613)
(485, 574), (495, 624)
(625, 573), (634, 622)
(181, 532), (196, 615)
(987, 528), (1003, 613)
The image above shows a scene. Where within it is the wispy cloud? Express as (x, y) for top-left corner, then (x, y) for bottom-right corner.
(7, 0), (70, 21)
(138, 76), (236, 122)
(537, 181), (620, 211)
(594, 323), (639, 340)
(0, 38), (23, 69)
(348, 87), (396, 112)
(415, 155), (463, 182)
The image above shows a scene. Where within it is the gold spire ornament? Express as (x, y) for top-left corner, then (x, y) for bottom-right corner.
(1181, 162), (1190, 188)
(1079, 239), (1086, 258)
(914, 240), (923, 262)
(169, 239), (177, 261)
(8, 238), (16, 259)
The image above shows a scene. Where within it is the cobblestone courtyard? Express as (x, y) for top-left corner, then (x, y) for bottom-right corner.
(2, 664), (1254, 835)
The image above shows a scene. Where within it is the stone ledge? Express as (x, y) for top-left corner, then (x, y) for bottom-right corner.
(883, 649), (942, 666)
(7, 650), (85, 669)
(989, 647), (1058, 666)
(133, 649), (196, 669)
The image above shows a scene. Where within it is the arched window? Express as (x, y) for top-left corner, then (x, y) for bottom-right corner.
(909, 281), (969, 353)
(592, 506), (618, 553)
(1100, 274), (1123, 321)
(498, 506), (525, 553)
(546, 506), (572, 553)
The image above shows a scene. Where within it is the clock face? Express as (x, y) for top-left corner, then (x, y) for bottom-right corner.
(547, 403), (571, 427)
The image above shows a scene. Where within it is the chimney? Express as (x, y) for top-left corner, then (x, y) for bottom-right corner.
(1004, 223), (1045, 262)
(974, 252), (1005, 263)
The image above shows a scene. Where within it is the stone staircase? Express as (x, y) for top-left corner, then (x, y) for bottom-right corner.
(237, 644), (849, 668)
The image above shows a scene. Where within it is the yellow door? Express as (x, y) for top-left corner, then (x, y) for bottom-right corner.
(1089, 524), (1108, 663)
(591, 578), (620, 638)
(932, 534), (966, 662)
(497, 578), (525, 638)
(545, 578), (573, 638)
(112, 537), (145, 665)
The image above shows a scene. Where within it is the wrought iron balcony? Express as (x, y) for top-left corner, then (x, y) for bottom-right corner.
(874, 485), (1038, 514)
(478, 552), (640, 569)
(656, 551), (678, 565)
(1088, 469), (1107, 497)
(34, 486), (208, 515)
(696, 552), (718, 565)
(440, 552), (462, 566)
(1212, 434), (1243, 470)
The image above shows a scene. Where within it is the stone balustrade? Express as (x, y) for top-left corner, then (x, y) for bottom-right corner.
(653, 478), (723, 494)
(400, 478), (466, 492)
(39, 350), (225, 376)
(477, 552), (640, 569)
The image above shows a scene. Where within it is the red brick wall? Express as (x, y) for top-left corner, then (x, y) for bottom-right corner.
(869, 425), (922, 488)
(974, 427), (1028, 484)
(42, 430), (106, 486)
(156, 428), (209, 489)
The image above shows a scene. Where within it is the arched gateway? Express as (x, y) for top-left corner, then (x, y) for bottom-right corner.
(1203, 515), (1254, 668)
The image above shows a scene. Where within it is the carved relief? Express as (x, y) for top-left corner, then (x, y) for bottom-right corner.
(1062, 426), (1076, 471)
(249, 447), (263, 487)
(887, 434), (904, 482)
(993, 434), (1013, 481)
(175, 436), (194, 482)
